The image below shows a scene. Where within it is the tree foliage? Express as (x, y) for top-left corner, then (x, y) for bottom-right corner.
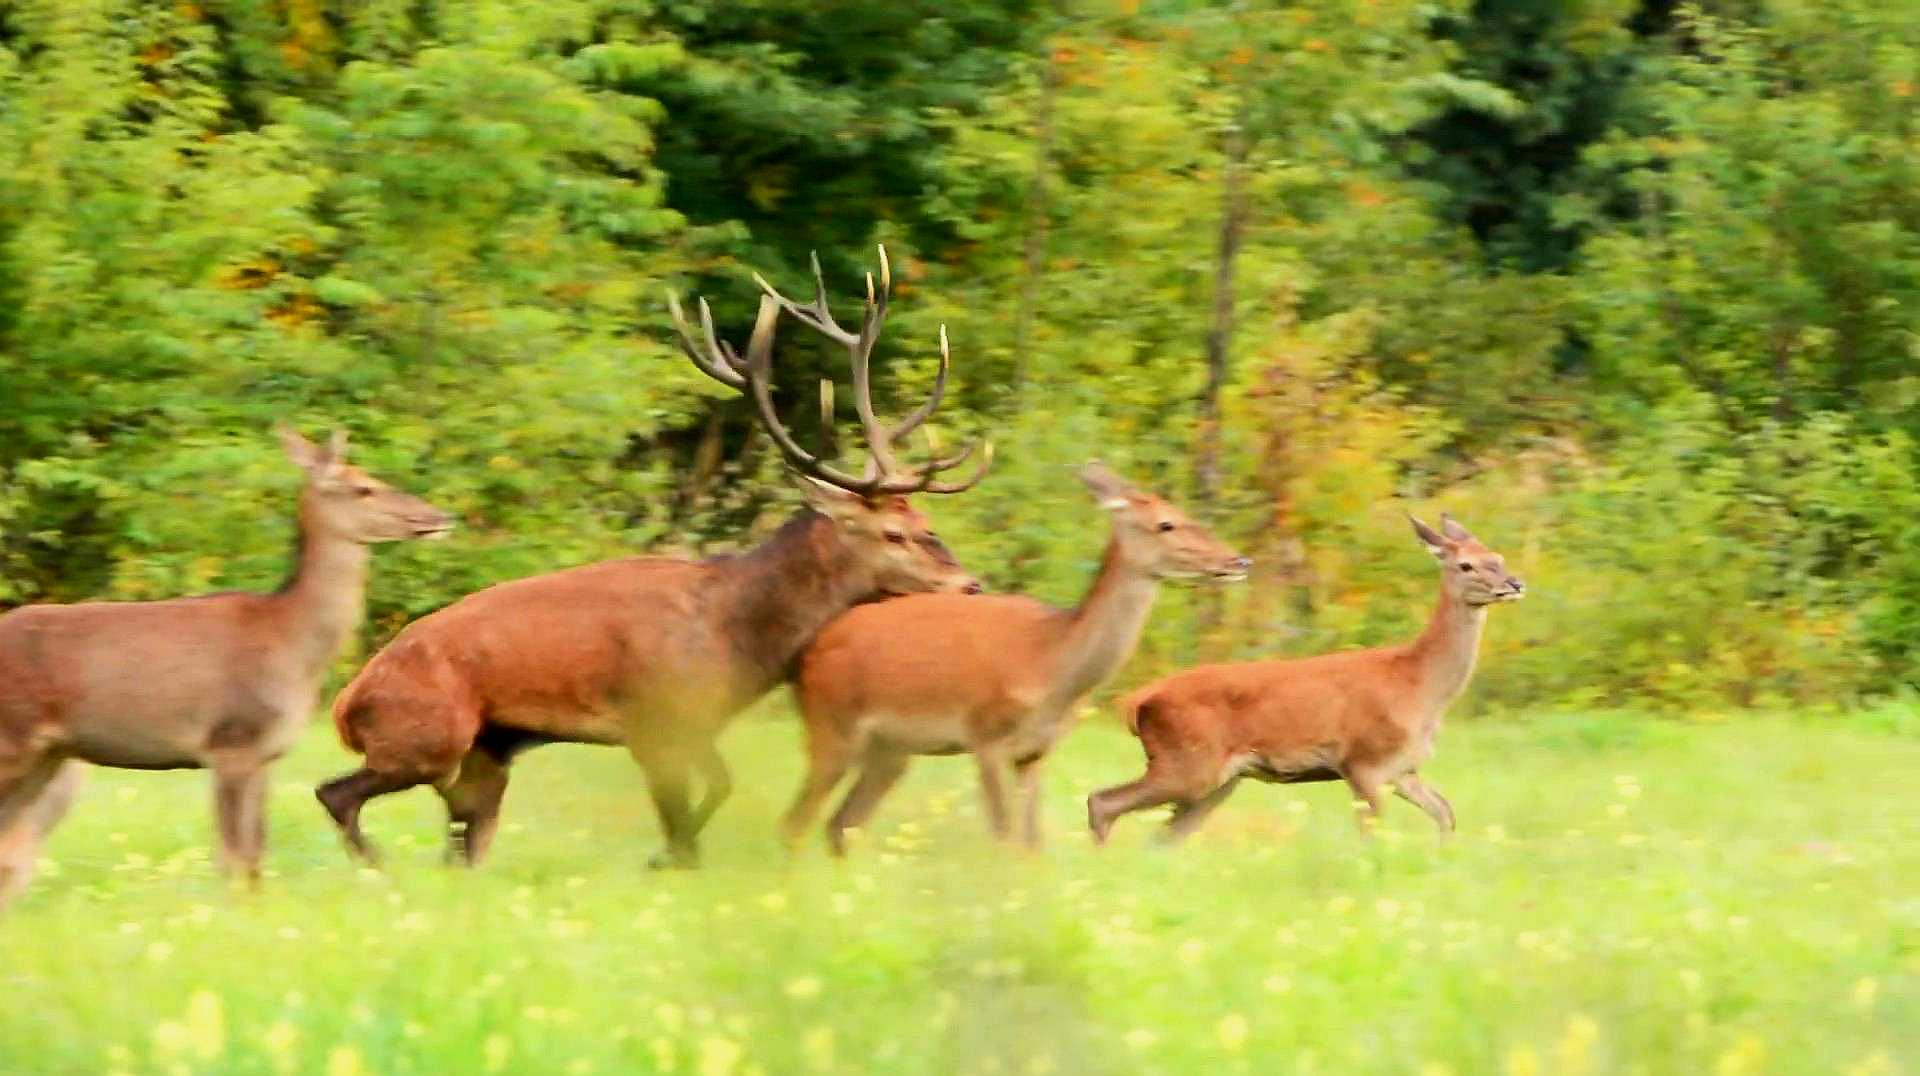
(2, 0), (1917, 709)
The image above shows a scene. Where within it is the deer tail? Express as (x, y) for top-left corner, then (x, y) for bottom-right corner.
(1117, 686), (1158, 737)
(330, 675), (367, 754)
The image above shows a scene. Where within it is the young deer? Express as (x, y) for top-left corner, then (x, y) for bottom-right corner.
(320, 247), (990, 870)
(1088, 514), (1524, 844)
(786, 464), (1249, 855)
(0, 428), (450, 902)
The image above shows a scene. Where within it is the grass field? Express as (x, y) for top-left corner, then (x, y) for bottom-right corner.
(1, 707), (1915, 1075)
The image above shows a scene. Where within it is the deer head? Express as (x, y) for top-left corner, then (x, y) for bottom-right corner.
(1080, 462), (1249, 583)
(796, 479), (978, 595)
(670, 246), (988, 595)
(279, 426), (454, 544)
(1410, 513), (1524, 606)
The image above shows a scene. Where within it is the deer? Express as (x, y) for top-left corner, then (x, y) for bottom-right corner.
(785, 463), (1250, 855)
(0, 427), (452, 904)
(318, 246), (990, 870)
(1087, 513), (1524, 845)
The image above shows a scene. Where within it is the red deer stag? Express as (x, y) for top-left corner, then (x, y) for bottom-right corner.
(320, 247), (989, 869)
(787, 463), (1249, 855)
(0, 428), (451, 904)
(1088, 513), (1524, 844)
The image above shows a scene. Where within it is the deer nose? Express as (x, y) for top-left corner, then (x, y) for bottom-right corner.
(961, 580), (984, 595)
(412, 510), (455, 538)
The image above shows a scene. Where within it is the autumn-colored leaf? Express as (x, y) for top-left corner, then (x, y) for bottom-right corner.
(214, 259), (280, 291)
(264, 293), (322, 329)
(1346, 181), (1388, 208)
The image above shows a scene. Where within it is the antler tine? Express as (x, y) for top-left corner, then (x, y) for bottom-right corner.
(667, 291), (748, 389)
(810, 250), (833, 326)
(846, 248), (901, 481)
(865, 321), (984, 496)
(818, 378), (836, 458)
(752, 253), (859, 347)
(737, 294), (875, 493)
(878, 440), (993, 495)
(920, 436), (979, 474)
(887, 323), (950, 446)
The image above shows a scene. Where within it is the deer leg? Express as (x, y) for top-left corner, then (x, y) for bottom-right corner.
(782, 732), (855, 851)
(687, 739), (733, 838)
(826, 749), (910, 857)
(212, 764), (270, 883)
(435, 749), (511, 867)
(1392, 772), (1456, 834)
(1087, 768), (1192, 845)
(0, 753), (64, 834)
(315, 768), (424, 865)
(632, 748), (700, 870)
(1160, 777), (1242, 845)
(974, 746), (1017, 845)
(1343, 770), (1386, 835)
(0, 759), (80, 909)
(1014, 756), (1047, 850)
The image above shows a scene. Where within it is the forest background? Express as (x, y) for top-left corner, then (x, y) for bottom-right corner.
(4, 0), (1918, 715)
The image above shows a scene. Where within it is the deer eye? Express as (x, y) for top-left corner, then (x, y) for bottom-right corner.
(1459, 562), (1473, 572)
(1157, 521), (1176, 533)
(884, 531), (907, 544)
(355, 486), (377, 498)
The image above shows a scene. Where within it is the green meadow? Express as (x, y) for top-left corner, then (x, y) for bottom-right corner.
(3, 708), (1914, 1075)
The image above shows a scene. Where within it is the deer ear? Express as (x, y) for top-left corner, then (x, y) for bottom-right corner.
(326, 428), (350, 463)
(1079, 461), (1132, 511)
(794, 474), (867, 524)
(1439, 512), (1475, 543)
(1408, 513), (1448, 559)
(278, 424), (339, 477)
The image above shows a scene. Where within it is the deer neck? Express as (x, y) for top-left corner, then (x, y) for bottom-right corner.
(720, 509), (879, 689)
(1051, 534), (1160, 702)
(1405, 585), (1488, 714)
(270, 494), (371, 679)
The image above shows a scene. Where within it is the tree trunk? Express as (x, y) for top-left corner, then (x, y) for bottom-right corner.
(1011, 17), (1063, 408)
(1197, 116), (1246, 505)
(1194, 112), (1248, 642)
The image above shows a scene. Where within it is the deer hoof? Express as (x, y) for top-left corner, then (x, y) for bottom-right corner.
(646, 847), (699, 871)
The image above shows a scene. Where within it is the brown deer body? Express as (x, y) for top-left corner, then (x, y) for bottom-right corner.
(320, 248), (990, 869)
(1088, 514), (1523, 844)
(0, 428), (450, 902)
(787, 464), (1248, 854)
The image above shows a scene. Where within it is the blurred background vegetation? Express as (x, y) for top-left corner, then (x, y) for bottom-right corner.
(1, 0), (1916, 713)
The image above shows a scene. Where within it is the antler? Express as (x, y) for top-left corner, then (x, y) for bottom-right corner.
(669, 245), (991, 496)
